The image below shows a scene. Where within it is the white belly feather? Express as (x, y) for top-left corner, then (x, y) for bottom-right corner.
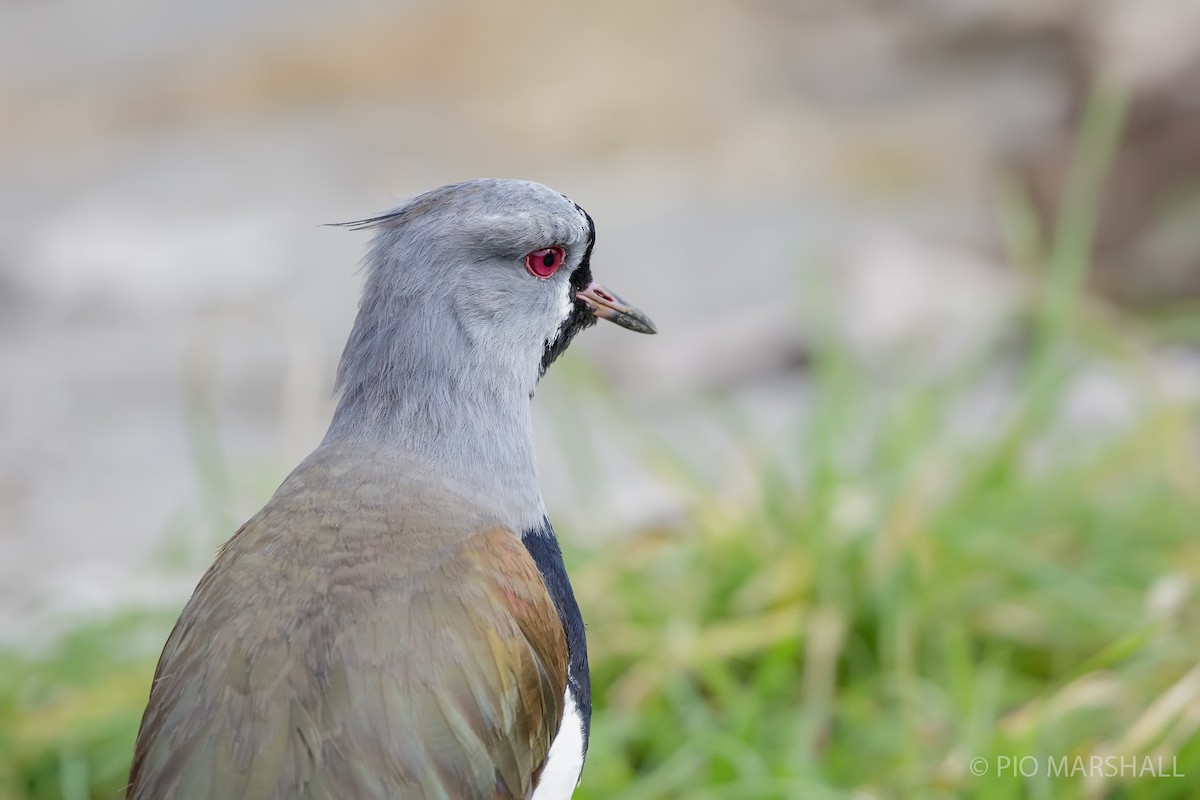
(531, 689), (585, 800)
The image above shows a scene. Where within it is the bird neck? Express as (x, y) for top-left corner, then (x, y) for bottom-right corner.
(321, 302), (546, 533)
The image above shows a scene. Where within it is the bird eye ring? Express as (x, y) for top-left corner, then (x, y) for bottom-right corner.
(525, 246), (565, 279)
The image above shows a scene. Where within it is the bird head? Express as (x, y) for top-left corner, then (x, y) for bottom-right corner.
(337, 179), (655, 398)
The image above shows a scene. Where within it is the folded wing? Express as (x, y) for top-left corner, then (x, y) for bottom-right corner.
(128, 510), (568, 800)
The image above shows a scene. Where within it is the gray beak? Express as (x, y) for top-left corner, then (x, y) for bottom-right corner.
(576, 281), (657, 334)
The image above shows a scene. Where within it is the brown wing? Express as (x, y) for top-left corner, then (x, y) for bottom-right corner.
(127, 460), (567, 800)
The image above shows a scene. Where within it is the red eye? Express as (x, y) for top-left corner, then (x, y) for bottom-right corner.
(525, 246), (565, 279)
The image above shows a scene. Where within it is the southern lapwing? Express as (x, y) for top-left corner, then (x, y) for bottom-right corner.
(127, 179), (655, 800)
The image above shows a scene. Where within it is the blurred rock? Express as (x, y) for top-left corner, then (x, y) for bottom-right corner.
(1008, 0), (1200, 308)
(830, 227), (1023, 369)
(19, 205), (292, 313)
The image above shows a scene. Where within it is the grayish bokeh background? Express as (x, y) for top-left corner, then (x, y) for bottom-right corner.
(3, 0), (1200, 639)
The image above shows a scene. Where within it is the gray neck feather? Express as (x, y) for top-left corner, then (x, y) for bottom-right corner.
(320, 251), (546, 534)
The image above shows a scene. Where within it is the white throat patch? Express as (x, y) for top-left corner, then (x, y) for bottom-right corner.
(545, 280), (575, 349)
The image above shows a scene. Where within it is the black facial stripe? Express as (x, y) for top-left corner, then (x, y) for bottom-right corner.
(521, 517), (591, 755)
(538, 207), (597, 378)
(569, 208), (595, 296)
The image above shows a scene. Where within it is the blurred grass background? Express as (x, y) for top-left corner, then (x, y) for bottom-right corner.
(4, 72), (1200, 799)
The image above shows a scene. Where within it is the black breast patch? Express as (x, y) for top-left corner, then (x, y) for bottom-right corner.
(520, 517), (592, 753)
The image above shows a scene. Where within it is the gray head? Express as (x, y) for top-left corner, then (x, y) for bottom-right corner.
(333, 179), (653, 410)
(322, 179), (654, 526)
